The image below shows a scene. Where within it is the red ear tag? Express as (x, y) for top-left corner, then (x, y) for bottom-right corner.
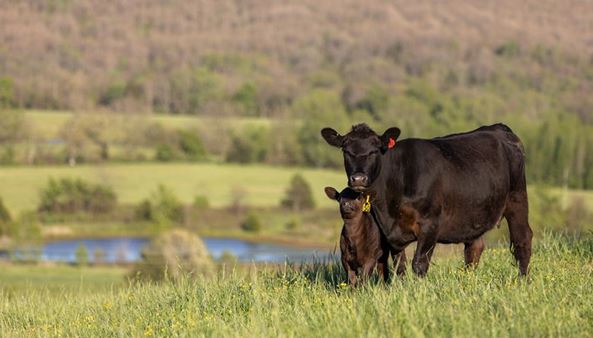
(388, 138), (396, 149)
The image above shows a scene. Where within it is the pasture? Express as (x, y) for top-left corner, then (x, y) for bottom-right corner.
(23, 110), (272, 139)
(1, 162), (593, 215)
(1, 234), (591, 337)
(0, 163), (344, 213)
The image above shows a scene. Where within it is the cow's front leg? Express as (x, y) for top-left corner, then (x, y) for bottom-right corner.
(412, 227), (437, 277)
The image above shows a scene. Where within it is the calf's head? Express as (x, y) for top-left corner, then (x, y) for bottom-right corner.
(321, 124), (400, 191)
(324, 186), (364, 219)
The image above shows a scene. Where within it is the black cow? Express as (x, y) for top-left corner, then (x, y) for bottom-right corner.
(321, 123), (532, 276)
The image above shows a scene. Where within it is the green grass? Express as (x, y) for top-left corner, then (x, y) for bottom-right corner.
(23, 110), (272, 139)
(0, 264), (127, 294)
(0, 162), (345, 213)
(1, 234), (592, 336)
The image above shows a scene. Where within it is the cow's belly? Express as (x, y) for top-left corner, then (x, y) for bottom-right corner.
(436, 199), (506, 243)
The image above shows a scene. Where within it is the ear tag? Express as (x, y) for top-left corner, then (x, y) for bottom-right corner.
(388, 138), (396, 149)
(362, 195), (371, 213)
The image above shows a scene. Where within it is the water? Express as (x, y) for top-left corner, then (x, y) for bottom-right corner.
(23, 237), (332, 264)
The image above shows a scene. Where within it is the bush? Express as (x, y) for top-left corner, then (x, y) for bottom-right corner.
(0, 197), (12, 237)
(241, 212), (262, 233)
(178, 130), (207, 161)
(130, 229), (213, 282)
(135, 184), (184, 227)
(75, 243), (89, 266)
(225, 126), (269, 163)
(154, 144), (180, 162)
(38, 178), (117, 214)
(281, 173), (316, 211)
(193, 195), (210, 209)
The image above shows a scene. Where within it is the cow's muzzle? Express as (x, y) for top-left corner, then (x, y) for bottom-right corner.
(349, 173), (368, 191)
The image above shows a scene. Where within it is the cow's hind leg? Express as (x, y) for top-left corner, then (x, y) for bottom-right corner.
(464, 237), (485, 268)
(504, 191), (533, 276)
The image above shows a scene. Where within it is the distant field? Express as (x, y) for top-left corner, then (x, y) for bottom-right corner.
(0, 163), (345, 213)
(1, 235), (592, 336)
(23, 110), (273, 139)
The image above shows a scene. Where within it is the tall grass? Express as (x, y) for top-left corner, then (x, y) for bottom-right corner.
(1, 234), (592, 337)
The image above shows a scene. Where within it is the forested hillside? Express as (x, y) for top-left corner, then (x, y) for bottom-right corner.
(2, 0), (593, 188)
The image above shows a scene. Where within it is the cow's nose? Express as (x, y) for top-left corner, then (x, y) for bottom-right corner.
(349, 174), (368, 187)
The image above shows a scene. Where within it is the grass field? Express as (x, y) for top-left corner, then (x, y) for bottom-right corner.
(2, 162), (593, 215)
(23, 110), (272, 139)
(1, 234), (592, 337)
(0, 162), (345, 213)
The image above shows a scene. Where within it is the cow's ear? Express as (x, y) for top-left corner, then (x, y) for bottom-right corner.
(324, 186), (340, 201)
(321, 128), (344, 148)
(380, 127), (401, 152)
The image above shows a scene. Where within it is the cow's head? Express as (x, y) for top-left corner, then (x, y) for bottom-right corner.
(324, 186), (363, 219)
(321, 123), (400, 191)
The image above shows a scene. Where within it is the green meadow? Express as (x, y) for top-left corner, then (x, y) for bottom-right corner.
(1, 234), (592, 337)
(0, 163), (345, 214)
(2, 162), (593, 215)
(23, 110), (272, 139)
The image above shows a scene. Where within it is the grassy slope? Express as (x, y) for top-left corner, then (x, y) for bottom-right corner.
(1, 235), (592, 337)
(24, 110), (272, 139)
(0, 162), (345, 213)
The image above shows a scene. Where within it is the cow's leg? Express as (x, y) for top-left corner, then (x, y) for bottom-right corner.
(412, 230), (437, 277)
(347, 269), (358, 286)
(464, 237), (485, 268)
(392, 249), (407, 276)
(360, 260), (378, 285)
(504, 191), (533, 276)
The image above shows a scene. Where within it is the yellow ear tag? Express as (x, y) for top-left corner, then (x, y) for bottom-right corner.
(362, 195), (371, 213)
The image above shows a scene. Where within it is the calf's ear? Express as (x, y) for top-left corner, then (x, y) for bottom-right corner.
(321, 128), (344, 148)
(380, 127), (401, 152)
(324, 187), (340, 201)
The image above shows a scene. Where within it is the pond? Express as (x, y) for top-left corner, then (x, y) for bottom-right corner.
(30, 237), (333, 264)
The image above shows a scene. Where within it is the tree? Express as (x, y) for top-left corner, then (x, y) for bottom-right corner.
(281, 173), (316, 212)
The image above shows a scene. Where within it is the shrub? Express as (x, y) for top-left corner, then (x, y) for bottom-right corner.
(281, 173), (316, 211)
(193, 195), (210, 209)
(0, 197), (12, 237)
(38, 178), (117, 214)
(154, 143), (180, 162)
(225, 126), (269, 163)
(241, 212), (262, 233)
(178, 130), (207, 161)
(75, 243), (89, 266)
(130, 229), (213, 282)
(135, 185), (184, 227)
